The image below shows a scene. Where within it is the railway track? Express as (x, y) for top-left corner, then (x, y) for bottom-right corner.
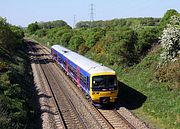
(28, 43), (66, 129)
(39, 44), (114, 129)
(99, 109), (135, 129)
(28, 40), (137, 129)
(28, 42), (88, 129)
(39, 43), (136, 129)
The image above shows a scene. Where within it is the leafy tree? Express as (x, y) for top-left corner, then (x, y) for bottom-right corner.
(159, 15), (180, 65)
(38, 20), (70, 29)
(76, 21), (90, 28)
(76, 18), (160, 29)
(60, 32), (73, 47)
(104, 28), (138, 66)
(159, 9), (179, 30)
(78, 43), (89, 55)
(69, 35), (85, 51)
(0, 17), (21, 51)
(10, 26), (24, 39)
(136, 27), (159, 55)
(27, 22), (39, 34)
(84, 28), (105, 48)
(35, 29), (47, 37)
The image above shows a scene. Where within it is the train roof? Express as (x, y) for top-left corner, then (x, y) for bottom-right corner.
(51, 45), (115, 75)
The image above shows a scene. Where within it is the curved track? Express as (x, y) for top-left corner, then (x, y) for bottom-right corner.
(28, 42), (88, 129)
(28, 40), (137, 129)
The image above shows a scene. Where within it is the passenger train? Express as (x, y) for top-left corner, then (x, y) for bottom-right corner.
(51, 45), (118, 105)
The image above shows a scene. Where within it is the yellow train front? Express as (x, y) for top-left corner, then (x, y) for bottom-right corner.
(90, 72), (118, 105)
(51, 45), (118, 106)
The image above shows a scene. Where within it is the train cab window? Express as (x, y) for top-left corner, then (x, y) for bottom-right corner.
(107, 76), (117, 87)
(93, 76), (105, 87)
(92, 75), (117, 91)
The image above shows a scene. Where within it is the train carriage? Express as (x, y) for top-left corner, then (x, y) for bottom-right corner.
(51, 45), (118, 105)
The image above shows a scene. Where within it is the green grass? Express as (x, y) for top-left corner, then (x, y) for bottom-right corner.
(119, 45), (180, 129)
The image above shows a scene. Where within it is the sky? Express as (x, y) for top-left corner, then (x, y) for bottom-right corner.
(0, 0), (180, 27)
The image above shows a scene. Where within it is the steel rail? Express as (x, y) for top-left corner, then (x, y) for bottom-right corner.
(32, 43), (88, 129)
(28, 42), (67, 129)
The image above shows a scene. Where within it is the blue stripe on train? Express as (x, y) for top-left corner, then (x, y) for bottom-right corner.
(52, 48), (90, 95)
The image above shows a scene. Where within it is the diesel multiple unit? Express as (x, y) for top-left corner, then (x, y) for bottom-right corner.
(51, 45), (118, 105)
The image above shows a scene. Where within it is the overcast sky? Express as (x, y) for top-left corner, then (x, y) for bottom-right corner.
(0, 0), (180, 27)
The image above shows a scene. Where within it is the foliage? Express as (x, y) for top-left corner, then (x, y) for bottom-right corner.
(136, 27), (159, 56)
(159, 15), (180, 65)
(156, 60), (180, 88)
(78, 43), (89, 55)
(69, 35), (85, 51)
(60, 32), (73, 47)
(27, 22), (40, 34)
(10, 26), (24, 39)
(159, 9), (179, 30)
(84, 28), (105, 48)
(0, 17), (24, 52)
(34, 29), (47, 37)
(76, 18), (160, 29)
(103, 27), (138, 66)
(38, 20), (70, 29)
(0, 17), (36, 129)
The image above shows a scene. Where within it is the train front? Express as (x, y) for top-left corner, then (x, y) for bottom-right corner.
(90, 73), (118, 105)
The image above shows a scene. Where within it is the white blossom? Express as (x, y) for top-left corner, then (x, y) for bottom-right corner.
(159, 15), (180, 65)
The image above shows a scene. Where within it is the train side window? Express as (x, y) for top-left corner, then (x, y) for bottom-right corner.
(69, 64), (77, 76)
(86, 77), (89, 86)
(53, 53), (57, 57)
(63, 60), (66, 66)
(58, 56), (62, 62)
(80, 73), (87, 85)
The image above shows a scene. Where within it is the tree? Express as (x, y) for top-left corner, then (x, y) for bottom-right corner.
(10, 26), (24, 39)
(105, 28), (138, 66)
(159, 9), (179, 30)
(136, 27), (159, 55)
(60, 32), (73, 47)
(159, 15), (180, 65)
(0, 17), (20, 51)
(69, 35), (85, 51)
(27, 22), (39, 34)
(35, 29), (47, 37)
(38, 20), (70, 29)
(78, 43), (89, 55)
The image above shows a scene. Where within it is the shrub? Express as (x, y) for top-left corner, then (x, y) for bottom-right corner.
(159, 15), (180, 65)
(69, 35), (85, 51)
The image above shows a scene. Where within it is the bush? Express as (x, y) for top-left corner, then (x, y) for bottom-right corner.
(0, 17), (24, 51)
(159, 9), (179, 30)
(60, 32), (73, 47)
(69, 35), (85, 51)
(136, 27), (159, 56)
(159, 15), (180, 65)
(156, 60), (180, 89)
(105, 28), (138, 66)
(27, 22), (40, 34)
